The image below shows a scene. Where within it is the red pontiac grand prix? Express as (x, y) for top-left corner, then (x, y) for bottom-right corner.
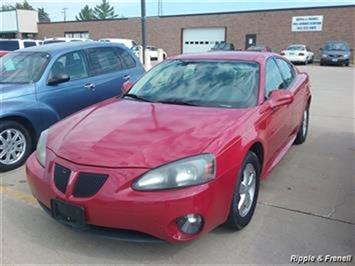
(26, 52), (311, 243)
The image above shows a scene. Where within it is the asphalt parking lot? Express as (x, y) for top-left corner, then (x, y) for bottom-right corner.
(1, 65), (354, 265)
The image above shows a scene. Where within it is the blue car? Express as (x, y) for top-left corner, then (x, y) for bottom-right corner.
(0, 42), (145, 171)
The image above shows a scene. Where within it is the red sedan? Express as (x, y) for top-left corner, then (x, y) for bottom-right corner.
(0, 50), (9, 57)
(26, 52), (311, 243)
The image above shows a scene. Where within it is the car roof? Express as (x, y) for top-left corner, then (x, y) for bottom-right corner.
(11, 41), (127, 56)
(288, 44), (306, 47)
(169, 51), (274, 63)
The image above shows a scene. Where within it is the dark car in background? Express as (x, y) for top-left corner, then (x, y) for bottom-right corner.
(247, 45), (272, 52)
(0, 42), (144, 171)
(210, 42), (235, 51)
(320, 41), (352, 66)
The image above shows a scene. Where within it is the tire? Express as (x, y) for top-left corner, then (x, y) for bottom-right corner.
(0, 120), (32, 172)
(294, 106), (309, 145)
(304, 58), (309, 65)
(225, 151), (260, 230)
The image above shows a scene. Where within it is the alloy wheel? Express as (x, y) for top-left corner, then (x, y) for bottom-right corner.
(0, 128), (26, 165)
(238, 163), (256, 217)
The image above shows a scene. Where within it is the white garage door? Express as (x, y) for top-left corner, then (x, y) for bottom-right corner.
(182, 27), (226, 54)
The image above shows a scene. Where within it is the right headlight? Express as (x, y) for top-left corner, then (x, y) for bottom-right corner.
(322, 54), (328, 58)
(132, 154), (216, 191)
(36, 129), (48, 167)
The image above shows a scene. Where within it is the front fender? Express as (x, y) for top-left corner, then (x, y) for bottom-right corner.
(0, 100), (60, 140)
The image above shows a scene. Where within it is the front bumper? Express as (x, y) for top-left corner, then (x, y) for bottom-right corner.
(320, 57), (349, 65)
(26, 150), (235, 243)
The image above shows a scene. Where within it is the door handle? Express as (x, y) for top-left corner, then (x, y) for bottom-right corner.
(123, 75), (130, 81)
(84, 83), (96, 91)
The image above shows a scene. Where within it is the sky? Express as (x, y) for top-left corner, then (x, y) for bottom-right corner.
(1, 0), (354, 22)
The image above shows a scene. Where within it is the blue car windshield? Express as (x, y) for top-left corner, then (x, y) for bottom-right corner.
(127, 60), (259, 108)
(0, 52), (50, 84)
(324, 42), (349, 51)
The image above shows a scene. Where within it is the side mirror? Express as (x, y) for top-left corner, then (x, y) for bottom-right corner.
(121, 80), (133, 94)
(47, 74), (70, 85)
(350, 48), (354, 52)
(319, 48), (323, 51)
(268, 90), (294, 109)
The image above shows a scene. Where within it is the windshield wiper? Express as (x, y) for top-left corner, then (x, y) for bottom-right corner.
(156, 99), (200, 106)
(123, 93), (153, 103)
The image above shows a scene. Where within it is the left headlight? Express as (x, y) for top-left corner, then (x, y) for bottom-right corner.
(132, 154), (216, 191)
(36, 129), (48, 167)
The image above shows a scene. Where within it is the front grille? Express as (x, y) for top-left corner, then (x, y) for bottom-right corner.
(329, 54), (342, 58)
(73, 172), (108, 198)
(54, 164), (71, 194)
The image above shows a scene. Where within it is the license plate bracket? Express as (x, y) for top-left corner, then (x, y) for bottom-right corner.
(51, 199), (86, 229)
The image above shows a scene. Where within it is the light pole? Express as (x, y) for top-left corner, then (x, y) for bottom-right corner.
(141, 0), (146, 65)
(62, 8), (68, 22)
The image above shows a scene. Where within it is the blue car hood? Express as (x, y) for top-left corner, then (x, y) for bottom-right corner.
(0, 83), (35, 100)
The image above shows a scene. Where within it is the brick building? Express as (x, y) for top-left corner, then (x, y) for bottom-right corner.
(37, 5), (354, 60)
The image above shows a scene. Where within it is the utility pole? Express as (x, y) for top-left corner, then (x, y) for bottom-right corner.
(158, 0), (163, 16)
(141, 0), (146, 65)
(62, 8), (68, 22)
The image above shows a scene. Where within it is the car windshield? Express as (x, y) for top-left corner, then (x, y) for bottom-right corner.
(127, 60), (259, 108)
(324, 42), (349, 51)
(286, 45), (305, 51)
(0, 52), (50, 84)
(0, 40), (20, 51)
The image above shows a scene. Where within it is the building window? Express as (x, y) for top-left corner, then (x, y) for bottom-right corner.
(64, 31), (89, 39)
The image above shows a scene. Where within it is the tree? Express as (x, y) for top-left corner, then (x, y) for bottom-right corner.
(0, 4), (15, 11)
(15, 0), (34, 10)
(94, 0), (118, 20)
(38, 8), (50, 22)
(76, 5), (96, 21)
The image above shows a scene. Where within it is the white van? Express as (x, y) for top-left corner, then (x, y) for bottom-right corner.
(0, 39), (40, 51)
(98, 38), (138, 49)
(43, 37), (92, 44)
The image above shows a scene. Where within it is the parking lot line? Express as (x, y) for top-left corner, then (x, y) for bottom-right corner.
(0, 184), (38, 208)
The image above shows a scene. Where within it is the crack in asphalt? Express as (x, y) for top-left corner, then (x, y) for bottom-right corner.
(257, 201), (354, 225)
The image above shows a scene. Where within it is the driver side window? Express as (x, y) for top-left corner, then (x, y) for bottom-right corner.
(265, 58), (284, 98)
(48, 51), (88, 82)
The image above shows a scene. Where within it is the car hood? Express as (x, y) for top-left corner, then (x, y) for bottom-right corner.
(322, 50), (349, 56)
(0, 83), (35, 100)
(49, 99), (250, 168)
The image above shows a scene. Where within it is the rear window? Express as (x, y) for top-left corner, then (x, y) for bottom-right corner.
(24, 41), (36, 48)
(43, 40), (65, 44)
(0, 40), (20, 51)
(286, 45), (305, 51)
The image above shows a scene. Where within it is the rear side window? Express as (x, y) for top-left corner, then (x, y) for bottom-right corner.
(275, 58), (295, 88)
(86, 47), (123, 75)
(24, 41), (36, 48)
(115, 48), (136, 69)
(0, 41), (19, 51)
(265, 58), (285, 97)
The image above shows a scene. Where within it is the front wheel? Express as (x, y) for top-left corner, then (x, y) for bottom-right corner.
(0, 121), (32, 172)
(225, 151), (260, 230)
(294, 107), (309, 145)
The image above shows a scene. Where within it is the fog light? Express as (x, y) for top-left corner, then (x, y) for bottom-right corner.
(176, 214), (203, 235)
